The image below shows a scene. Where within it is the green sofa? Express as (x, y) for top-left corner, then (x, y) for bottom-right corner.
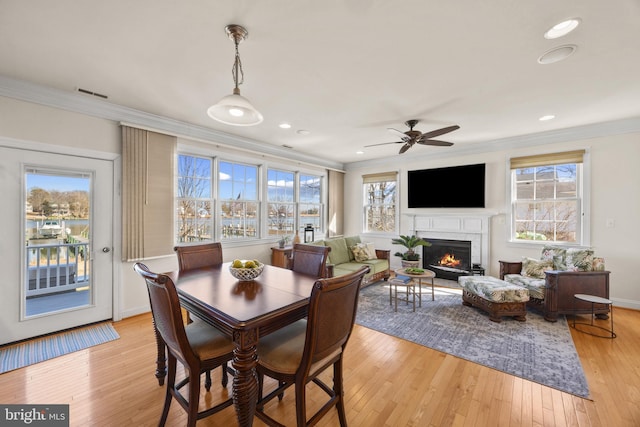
(311, 236), (390, 287)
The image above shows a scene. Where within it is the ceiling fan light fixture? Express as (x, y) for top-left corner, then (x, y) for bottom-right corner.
(207, 24), (263, 126)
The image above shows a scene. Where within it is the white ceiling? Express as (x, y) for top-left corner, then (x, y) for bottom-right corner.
(2, 0), (640, 166)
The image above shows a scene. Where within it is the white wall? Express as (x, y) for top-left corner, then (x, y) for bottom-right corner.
(0, 97), (319, 320)
(344, 133), (640, 310)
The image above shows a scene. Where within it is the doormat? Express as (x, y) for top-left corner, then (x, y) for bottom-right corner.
(0, 322), (119, 374)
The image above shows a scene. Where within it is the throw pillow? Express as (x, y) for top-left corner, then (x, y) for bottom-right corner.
(344, 236), (362, 261)
(540, 245), (567, 270)
(350, 244), (369, 262)
(324, 238), (350, 265)
(364, 242), (378, 259)
(592, 257), (605, 271)
(565, 248), (594, 271)
(521, 257), (554, 279)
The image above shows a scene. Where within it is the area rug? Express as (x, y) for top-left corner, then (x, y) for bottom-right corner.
(356, 285), (590, 398)
(0, 322), (119, 374)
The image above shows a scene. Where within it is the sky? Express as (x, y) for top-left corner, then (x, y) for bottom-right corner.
(27, 173), (90, 192)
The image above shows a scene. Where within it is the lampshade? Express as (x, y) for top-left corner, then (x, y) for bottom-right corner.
(207, 89), (263, 126)
(207, 24), (263, 126)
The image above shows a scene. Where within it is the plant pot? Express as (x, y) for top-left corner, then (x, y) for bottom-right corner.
(401, 260), (420, 268)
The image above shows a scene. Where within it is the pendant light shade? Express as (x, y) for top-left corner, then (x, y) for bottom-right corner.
(207, 89), (263, 126)
(208, 25), (263, 126)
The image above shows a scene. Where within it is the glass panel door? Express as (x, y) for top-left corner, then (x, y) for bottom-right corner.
(25, 169), (92, 316)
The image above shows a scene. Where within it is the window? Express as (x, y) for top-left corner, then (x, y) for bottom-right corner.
(176, 155), (213, 243)
(267, 169), (295, 237)
(299, 174), (322, 237)
(363, 172), (397, 233)
(219, 161), (259, 239)
(510, 150), (586, 244)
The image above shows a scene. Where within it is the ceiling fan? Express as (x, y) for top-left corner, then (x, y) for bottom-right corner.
(365, 119), (460, 154)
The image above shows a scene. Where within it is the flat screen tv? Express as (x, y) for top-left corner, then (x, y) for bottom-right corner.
(407, 163), (485, 208)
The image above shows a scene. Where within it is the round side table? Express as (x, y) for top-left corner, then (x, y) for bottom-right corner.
(572, 293), (616, 338)
(394, 268), (436, 307)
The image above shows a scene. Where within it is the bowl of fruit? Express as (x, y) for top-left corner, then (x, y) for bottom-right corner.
(229, 259), (264, 281)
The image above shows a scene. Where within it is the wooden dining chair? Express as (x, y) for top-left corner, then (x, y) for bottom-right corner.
(173, 242), (229, 389)
(134, 263), (234, 427)
(289, 243), (331, 278)
(174, 242), (223, 271)
(255, 265), (370, 427)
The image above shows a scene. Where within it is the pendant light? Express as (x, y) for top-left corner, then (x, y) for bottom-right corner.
(207, 25), (263, 126)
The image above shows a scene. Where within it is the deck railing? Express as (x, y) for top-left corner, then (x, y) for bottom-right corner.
(26, 241), (90, 297)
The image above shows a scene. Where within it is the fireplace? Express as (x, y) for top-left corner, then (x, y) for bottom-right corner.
(423, 238), (472, 280)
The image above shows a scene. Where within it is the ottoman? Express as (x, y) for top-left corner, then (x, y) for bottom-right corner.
(458, 275), (530, 322)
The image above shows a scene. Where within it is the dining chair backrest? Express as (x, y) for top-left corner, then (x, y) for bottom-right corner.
(174, 242), (223, 271)
(289, 243), (331, 278)
(133, 263), (196, 366)
(301, 265), (369, 369)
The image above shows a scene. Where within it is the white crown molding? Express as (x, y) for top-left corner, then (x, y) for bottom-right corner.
(0, 75), (345, 171)
(346, 116), (640, 171)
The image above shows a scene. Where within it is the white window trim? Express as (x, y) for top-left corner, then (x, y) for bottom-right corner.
(505, 151), (591, 248)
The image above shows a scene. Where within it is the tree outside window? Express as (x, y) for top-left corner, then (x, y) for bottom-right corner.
(176, 155), (213, 243)
(363, 172), (397, 233)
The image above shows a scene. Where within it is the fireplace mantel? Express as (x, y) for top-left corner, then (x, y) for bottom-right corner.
(404, 213), (495, 270)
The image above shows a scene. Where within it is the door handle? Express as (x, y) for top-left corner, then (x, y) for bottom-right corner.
(102, 247), (111, 253)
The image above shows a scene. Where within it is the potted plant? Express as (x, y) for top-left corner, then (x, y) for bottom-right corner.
(277, 235), (290, 248)
(392, 235), (431, 268)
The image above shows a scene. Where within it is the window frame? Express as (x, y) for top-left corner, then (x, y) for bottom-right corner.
(362, 172), (398, 235)
(176, 146), (327, 246)
(507, 150), (590, 247)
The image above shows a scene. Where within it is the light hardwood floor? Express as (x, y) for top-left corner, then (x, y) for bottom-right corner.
(1, 304), (638, 426)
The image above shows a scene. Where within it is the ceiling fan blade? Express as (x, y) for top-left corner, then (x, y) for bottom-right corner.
(417, 139), (454, 146)
(387, 127), (408, 137)
(364, 141), (404, 148)
(399, 143), (412, 154)
(419, 125), (460, 140)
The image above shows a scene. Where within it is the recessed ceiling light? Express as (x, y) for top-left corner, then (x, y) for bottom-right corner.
(537, 45), (577, 64)
(279, 123), (292, 129)
(296, 130), (311, 135)
(539, 115), (555, 121)
(356, 151), (364, 155)
(544, 18), (581, 39)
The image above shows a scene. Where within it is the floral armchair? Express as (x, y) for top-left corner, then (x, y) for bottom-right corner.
(499, 245), (610, 322)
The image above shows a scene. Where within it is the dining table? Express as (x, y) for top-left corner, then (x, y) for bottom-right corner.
(174, 262), (318, 427)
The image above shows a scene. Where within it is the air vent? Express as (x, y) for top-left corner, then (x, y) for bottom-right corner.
(77, 88), (108, 99)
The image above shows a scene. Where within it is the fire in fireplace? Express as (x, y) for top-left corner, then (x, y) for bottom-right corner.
(422, 238), (472, 280)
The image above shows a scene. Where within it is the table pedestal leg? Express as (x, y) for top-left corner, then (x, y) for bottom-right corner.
(232, 329), (259, 427)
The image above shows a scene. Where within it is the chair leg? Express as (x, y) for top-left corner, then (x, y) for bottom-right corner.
(334, 359), (347, 426)
(295, 380), (307, 427)
(187, 368), (201, 427)
(159, 355), (176, 427)
(221, 362), (229, 387)
(205, 370), (212, 391)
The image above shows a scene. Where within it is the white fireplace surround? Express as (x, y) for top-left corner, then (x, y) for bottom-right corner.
(405, 213), (494, 270)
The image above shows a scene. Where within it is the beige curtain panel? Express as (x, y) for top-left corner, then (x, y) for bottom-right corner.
(121, 126), (176, 261)
(327, 170), (344, 237)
